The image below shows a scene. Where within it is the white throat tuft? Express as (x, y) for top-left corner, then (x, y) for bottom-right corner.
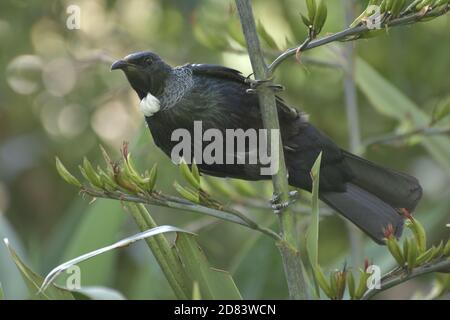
(140, 93), (161, 117)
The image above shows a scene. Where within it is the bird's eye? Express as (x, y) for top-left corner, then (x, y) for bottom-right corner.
(144, 57), (152, 65)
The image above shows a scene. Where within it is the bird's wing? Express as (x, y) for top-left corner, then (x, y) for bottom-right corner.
(189, 64), (247, 83)
(189, 63), (299, 121)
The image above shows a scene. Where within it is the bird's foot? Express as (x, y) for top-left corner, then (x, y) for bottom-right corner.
(245, 77), (285, 94)
(270, 190), (300, 214)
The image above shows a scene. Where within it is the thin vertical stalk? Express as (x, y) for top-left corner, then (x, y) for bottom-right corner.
(235, 0), (308, 299)
(342, 0), (363, 266)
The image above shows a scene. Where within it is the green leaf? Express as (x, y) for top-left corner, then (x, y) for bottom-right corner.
(407, 237), (418, 271)
(72, 286), (126, 300)
(174, 181), (200, 203)
(416, 0), (433, 11)
(55, 157), (82, 188)
(0, 214), (27, 299)
(390, 0), (406, 17)
(146, 163), (158, 192)
(193, 24), (229, 50)
(355, 58), (450, 176)
(300, 13), (311, 27)
(97, 168), (118, 191)
(386, 237), (405, 266)
(82, 157), (102, 188)
(313, 265), (333, 298)
(99, 144), (114, 171)
(179, 158), (201, 190)
(230, 223), (287, 299)
(230, 179), (258, 198)
(355, 269), (370, 299)
(329, 271), (337, 298)
(191, 160), (201, 184)
(306, 0), (317, 22)
(415, 247), (435, 265)
(257, 21), (279, 50)
(203, 177), (237, 198)
(175, 234), (242, 300)
(406, 219), (427, 254)
(192, 282), (201, 300)
(430, 241), (444, 260)
(227, 18), (247, 47)
(208, 268), (243, 299)
(432, 97), (450, 123)
(313, 0), (327, 34)
(444, 238), (450, 256)
(306, 153), (322, 299)
(347, 272), (355, 299)
(306, 152), (322, 267)
(4, 238), (75, 300)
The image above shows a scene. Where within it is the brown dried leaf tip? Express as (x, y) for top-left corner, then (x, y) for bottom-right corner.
(121, 141), (129, 160)
(383, 224), (395, 240)
(364, 258), (370, 272)
(400, 207), (414, 222)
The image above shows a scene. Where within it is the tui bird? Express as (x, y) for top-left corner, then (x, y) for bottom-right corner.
(111, 51), (422, 244)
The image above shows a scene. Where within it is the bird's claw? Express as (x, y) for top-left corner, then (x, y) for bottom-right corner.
(245, 77), (285, 93)
(270, 190), (300, 214)
(245, 77), (271, 86)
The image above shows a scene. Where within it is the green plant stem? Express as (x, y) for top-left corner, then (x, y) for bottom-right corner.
(224, 46), (342, 69)
(362, 258), (450, 300)
(268, 5), (450, 74)
(234, 0), (294, 242)
(363, 126), (450, 148)
(235, 0), (308, 300)
(342, 0), (364, 267)
(125, 203), (189, 299)
(82, 187), (280, 240)
(276, 240), (310, 299)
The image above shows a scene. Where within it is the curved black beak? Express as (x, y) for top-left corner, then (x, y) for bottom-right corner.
(111, 59), (130, 71)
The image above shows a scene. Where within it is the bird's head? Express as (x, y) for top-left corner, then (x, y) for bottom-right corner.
(111, 51), (171, 99)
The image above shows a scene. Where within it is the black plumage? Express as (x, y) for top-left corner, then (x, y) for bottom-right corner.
(111, 51), (423, 244)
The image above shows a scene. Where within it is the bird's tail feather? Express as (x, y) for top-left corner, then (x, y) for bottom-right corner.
(320, 184), (404, 244)
(319, 152), (422, 244)
(342, 151), (422, 211)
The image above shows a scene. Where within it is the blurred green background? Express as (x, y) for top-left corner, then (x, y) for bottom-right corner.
(0, 0), (449, 299)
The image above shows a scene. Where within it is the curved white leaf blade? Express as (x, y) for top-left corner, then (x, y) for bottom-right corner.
(40, 225), (195, 293)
